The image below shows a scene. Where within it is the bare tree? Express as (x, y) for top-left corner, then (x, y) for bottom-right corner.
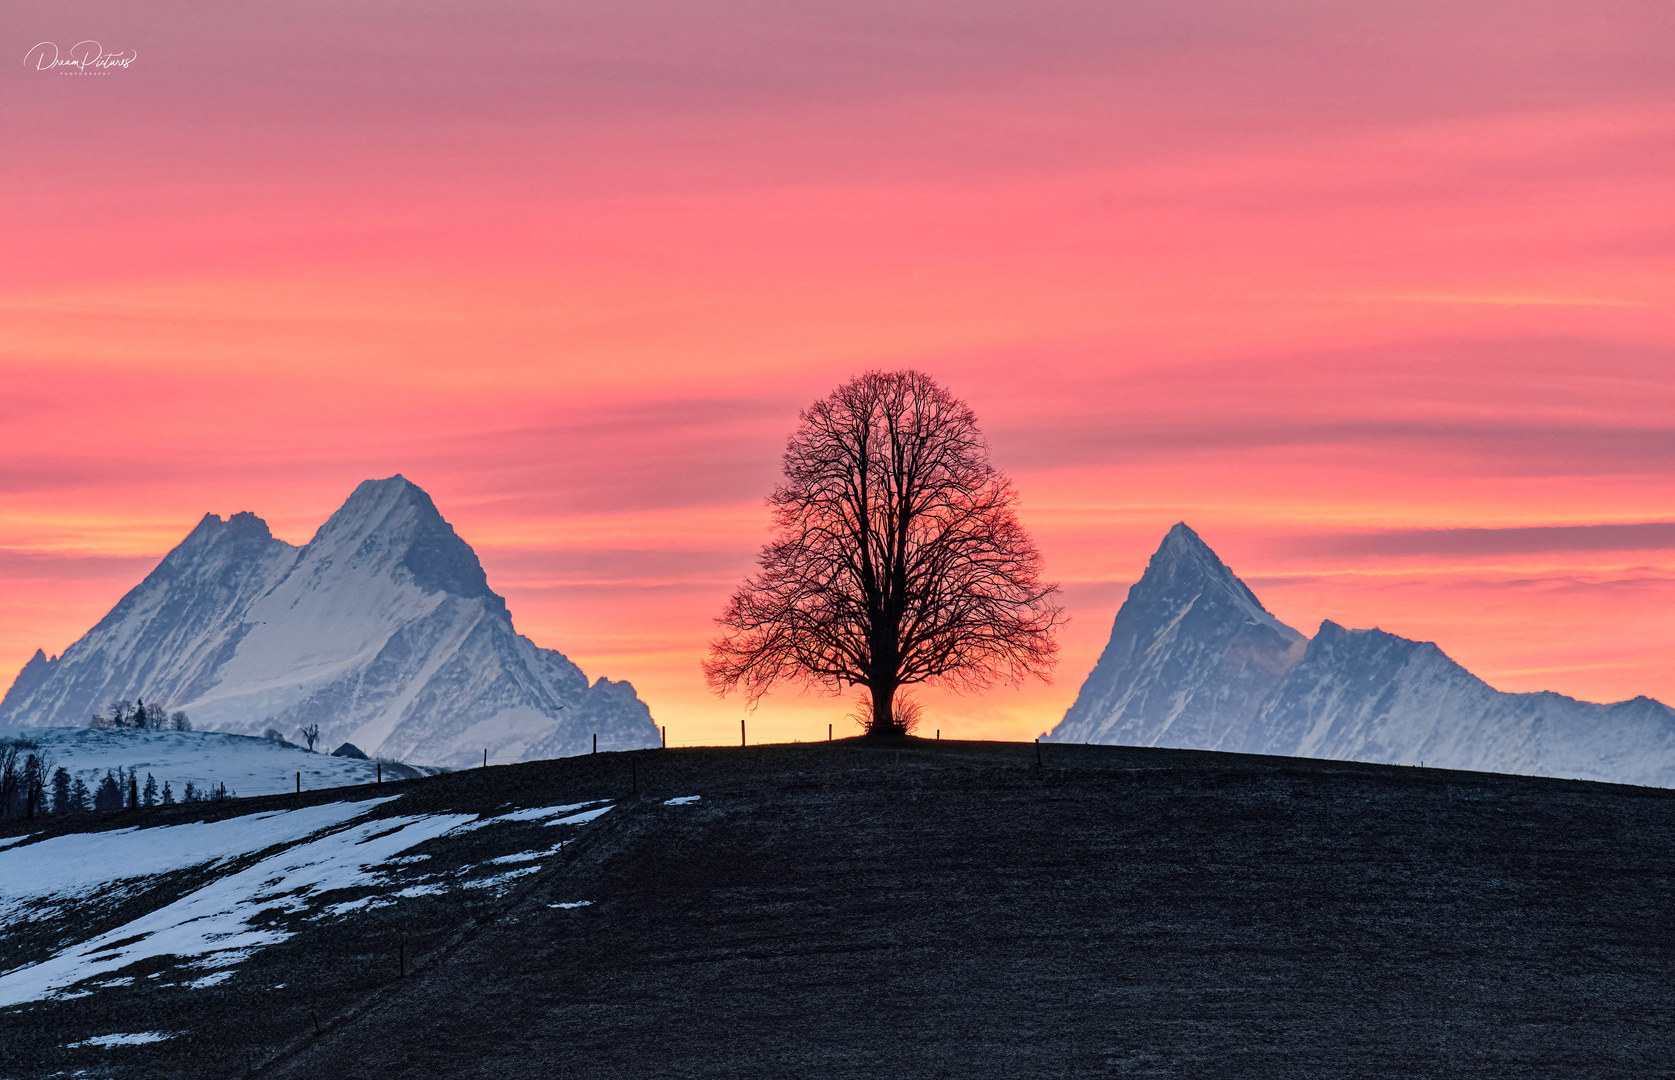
(705, 370), (1063, 737)
(0, 739), (28, 817)
(299, 724), (320, 752)
(0, 740), (49, 817)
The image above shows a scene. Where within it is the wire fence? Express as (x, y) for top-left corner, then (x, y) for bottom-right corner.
(666, 720), (854, 748)
(476, 718), (951, 766)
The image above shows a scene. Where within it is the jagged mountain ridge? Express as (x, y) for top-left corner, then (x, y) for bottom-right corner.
(1048, 524), (1675, 788)
(0, 477), (659, 767)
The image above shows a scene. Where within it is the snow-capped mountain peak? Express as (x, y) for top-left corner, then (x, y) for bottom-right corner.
(1050, 524), (1306, 749)
(0, 477), (658, 766)
(1049, 527), (1675, 789)
(1139, 522), (1278, 622)
(299, 476), (501, 608)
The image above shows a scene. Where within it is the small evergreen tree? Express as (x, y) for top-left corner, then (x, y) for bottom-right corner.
(50, 767), (72, 814)
(160, 780), (175, 805)
(183, 781), (198, 803)
(142, 773), (158, 807)
(21, 754), (42, 817)
(68, 777), (91, 812)
(94, 770), (123, 811)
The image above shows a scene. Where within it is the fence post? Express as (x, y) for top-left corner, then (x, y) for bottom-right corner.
(593, 733), (597, 754)
(828, 723), (832, 741)
(483, 749), (488, 768)
(662, 725), (667, 748)
(741, 719), (746, 747)
(1036, 738), (1042, 765)
(377, 762), (381, 784)
(296, 771), (300, 794)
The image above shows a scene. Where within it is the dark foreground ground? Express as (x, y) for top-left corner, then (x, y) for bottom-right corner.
(6, 739), (1675, 1078)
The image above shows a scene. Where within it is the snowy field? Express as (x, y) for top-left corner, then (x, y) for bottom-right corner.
(0, 795), (612, 1008)
(0, 726), (429, 799)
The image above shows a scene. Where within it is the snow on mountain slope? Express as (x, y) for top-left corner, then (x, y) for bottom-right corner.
(1049, 523), (1306, 748)
(0, 477), (659, 767)
(1048, 525), (1675, 789)
(0, 726), (401, 799)
(3, 511), (296, 728)
(1245, 621), (1675, 788)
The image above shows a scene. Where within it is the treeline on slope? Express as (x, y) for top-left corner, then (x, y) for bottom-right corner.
(88, 698), (192, 730)
(0, 737), (233, 820)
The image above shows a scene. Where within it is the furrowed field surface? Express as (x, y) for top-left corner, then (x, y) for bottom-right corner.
(3, 740), (1673, 1079)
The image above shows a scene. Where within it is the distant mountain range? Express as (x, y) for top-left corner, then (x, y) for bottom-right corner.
(1048, 523), (1675, 788)
(0, 476), (659, 768)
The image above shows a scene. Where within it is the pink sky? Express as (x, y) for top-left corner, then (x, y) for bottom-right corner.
(2, 0), (1672, 744)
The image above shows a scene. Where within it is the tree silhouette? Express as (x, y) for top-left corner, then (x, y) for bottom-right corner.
(89, 699), (190, 729)
(94, 771), (123, 811)
(50, 767), (72, 814)
(705, 370), (1063, 736)
(299, 724), (321, 752)
(21, 754), (43, 818)
(0, 739), (31, 817)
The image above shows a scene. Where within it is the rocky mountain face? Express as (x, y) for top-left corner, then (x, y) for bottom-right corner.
(1051, 524), (1307, 751)
(0, 477), (659, 767)
(1048, 524), (1675, 788)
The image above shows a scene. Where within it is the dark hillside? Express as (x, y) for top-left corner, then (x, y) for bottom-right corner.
(6, 740), (1675, 1078)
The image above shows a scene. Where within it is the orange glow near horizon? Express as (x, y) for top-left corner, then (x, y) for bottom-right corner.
(2, 0), (1672, 746)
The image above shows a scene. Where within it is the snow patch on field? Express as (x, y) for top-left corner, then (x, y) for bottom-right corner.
(0, 802), (466, 1008)
(664, 795), (700, 805)
(0, 795), (619, 1007)
(394, 882), (448, 898)
(489, 842), (565, 865)
(461, 865), (542, 891)
(68, 1031), (174, 1047)
(449, 801), (610, 833)
(0, 799), (399, 924)
(497, 801), (604, 823)
(544, 804), (612, 826)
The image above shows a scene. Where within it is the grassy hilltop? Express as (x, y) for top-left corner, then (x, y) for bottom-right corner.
(3, 739), (1674, 1078)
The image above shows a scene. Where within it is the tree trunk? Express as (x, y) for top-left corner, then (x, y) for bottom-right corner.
(867, 681), (898, 738)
